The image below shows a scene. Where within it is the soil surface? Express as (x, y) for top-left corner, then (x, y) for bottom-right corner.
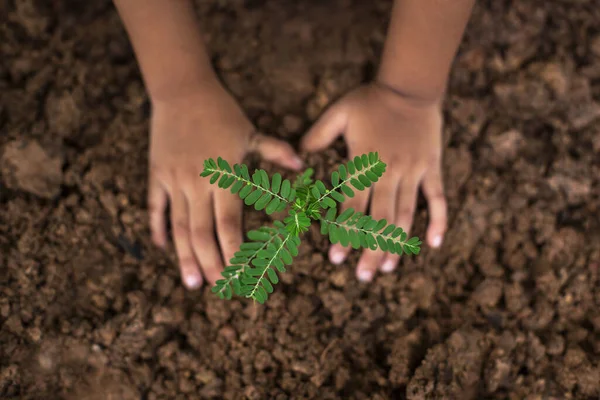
(2, 0), (600, 399)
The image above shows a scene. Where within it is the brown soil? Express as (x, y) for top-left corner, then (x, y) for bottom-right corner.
(2, 0), (600, 399)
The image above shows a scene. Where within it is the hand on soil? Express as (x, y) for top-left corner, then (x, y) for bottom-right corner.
(148, 82), (303, 290)
(301, 83), (447, 281)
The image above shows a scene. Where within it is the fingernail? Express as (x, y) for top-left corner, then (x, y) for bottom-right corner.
(330, 249), (345, 265)
(292, 156), (304, 170)
(184, 274), (202, 289)
(381, 260), (396, 273)
(357, 269), (373, 282)
(431, 235), (442, 248)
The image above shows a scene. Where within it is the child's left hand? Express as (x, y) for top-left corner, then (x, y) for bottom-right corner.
(301, 83), (447, 282)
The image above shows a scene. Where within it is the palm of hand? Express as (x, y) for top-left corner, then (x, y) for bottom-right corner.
(301, 84), (447, 282)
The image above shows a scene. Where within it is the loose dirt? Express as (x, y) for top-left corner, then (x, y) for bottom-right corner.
(1, 0), (599, 399)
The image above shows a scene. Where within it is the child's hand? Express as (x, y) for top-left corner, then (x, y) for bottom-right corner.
(301, 83), (447, 282)
(148, 82), (303, 289)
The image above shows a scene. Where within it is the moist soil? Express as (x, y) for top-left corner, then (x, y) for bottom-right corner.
(1, 0), (600, 399)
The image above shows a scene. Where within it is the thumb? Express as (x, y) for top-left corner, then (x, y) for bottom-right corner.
(251, 133), (304, 171)
(301, 102), (348, 152)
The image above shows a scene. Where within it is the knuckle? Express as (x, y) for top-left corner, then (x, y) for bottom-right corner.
(217, 215), (240, 230)
(430, 191), (447, 204)
(398, 207), (415, 219)
(427, 153), (441, 168)
(147, 202), (162, 214)
(191, 226), (212, 245)
(173, 220), (189, 237)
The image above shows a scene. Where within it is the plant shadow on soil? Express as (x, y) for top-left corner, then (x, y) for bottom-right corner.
(1, 0), (600, 399)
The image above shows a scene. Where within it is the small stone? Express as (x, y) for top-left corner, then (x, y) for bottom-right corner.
(488, 129), (524, 162)
(567, 101), (600, 130)
(472, 279), (503, 308)
(27, 327), (42, 343)
(218, 325), (237, 342)
(539, 63), (569, 97)
(1, 140), (63, 198)
(329, 270), (348, 288)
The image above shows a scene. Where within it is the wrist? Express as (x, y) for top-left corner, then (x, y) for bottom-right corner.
(147, 67), (221, 106)
(371, 80), (444, 112)
(373, 78), (445, 109)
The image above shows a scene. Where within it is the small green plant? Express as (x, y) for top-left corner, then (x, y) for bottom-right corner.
(200, 152), (422, 304)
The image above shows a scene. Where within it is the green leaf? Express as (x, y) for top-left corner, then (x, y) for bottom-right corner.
(286, 240), (298, 256)
(361, 154), (369, 167)
(337, 227), (349, 246)
(364, 219), (378, 231)
(349, 230), (360, 248)
(331, 171), (339, 186)
(241, 164), (250, 180)
(374, 219), (387, 232)
(239, 185), (253, 199)
(368, 152), (377, 164)
(358, 174), (371, 187)
(382, 224), (396, 236)
(267, 268), (279, 284)
(217, 157), (232, 172)
(354, 155), (363, 170)
(281, 248), (292, 265)
(321, 197), (336, 209)
(240, 242), (264, 251)
(339, 164), (347, 180)
(218, 174), (228, 188)
(251, 258), (268, 267)
(252, 171), (262, 185)
(255, 193), (272, 210)
(336, 208), (354, 223)
(281, 179), (291, 198)
(272, 173), (282, 193)
(265, 198), (281, 215)
(262, 278), (273, 293)
(209, 172), (221, 184)
(351, 178), (364, 191)
(259, 169), (270, 189)
(376, 235), (388, 251)
(392, 227), (403, 238)
(329, 225), (339, 244)
(311, 186), (321, 199)
(365, 170), (378, 182)
(247, 230), (271, 242)
(200, 170), (212, 177)
(330, 190), (345, 203)
(244, 189), (263, 205)
(231, 180), (244, 194)
(314, 180), (326, 194)
(341, 185), (354, 198)
(347, 160), (356, 174)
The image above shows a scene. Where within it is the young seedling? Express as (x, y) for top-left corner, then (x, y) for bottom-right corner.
(200, 153), (422, 304)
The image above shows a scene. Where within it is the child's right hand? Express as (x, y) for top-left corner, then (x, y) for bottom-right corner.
(147, 81), (303, 290)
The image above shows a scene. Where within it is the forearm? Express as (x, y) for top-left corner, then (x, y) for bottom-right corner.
(113, 0), (217, 102)
(377, 0), (475, 103)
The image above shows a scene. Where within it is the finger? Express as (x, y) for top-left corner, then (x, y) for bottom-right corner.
(148, 173), (168, 248)
(422, 167), (447, 248)
(170, 190), (203, 290)
(214, 190), (243, 267)
(355, 176), (399, 281)
(300, 102), (347, 152)
(188, 189), (224, 286)
(381, 177), (420, 273)
(328, 182), (370, 266)
(252, 133), (304, 171)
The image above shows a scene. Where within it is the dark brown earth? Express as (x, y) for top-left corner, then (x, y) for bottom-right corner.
(2, 0), (600, 399)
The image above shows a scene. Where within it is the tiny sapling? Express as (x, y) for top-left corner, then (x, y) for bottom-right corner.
(200, 153), (422, 304)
